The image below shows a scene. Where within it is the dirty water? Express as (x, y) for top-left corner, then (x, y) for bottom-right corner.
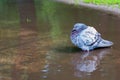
(0, 0), (120, 80)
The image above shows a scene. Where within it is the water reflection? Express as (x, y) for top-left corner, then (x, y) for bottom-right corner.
(12, 0), (39, 80)
(72, 49), (111, 78)
(40, 0), (62, 40)
(17, 0), (37, 30)
(0, 0), (120, 80)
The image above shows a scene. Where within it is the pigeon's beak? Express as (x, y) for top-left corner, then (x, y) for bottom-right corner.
(97, 39), (113, 48)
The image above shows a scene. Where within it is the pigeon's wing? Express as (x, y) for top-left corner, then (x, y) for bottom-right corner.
(97, 39), (113, 47)
(80, 27), (99, 46)
(80, 26), (113, 49)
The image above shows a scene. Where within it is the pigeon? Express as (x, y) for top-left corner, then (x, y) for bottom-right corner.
(70, 23), (113, 51)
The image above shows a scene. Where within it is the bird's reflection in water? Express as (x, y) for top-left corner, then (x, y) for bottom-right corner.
(72, 48), (111, 78)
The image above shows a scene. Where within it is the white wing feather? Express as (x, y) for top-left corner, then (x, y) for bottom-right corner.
(80, 26), (98, 46)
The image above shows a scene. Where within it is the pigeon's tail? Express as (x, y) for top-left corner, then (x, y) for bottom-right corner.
(97, 39), (113, 48)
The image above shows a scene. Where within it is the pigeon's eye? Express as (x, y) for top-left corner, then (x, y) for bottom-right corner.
(72, 30), (77, 32)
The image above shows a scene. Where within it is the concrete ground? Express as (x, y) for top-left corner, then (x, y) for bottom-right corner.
(55, 0), (120, 17)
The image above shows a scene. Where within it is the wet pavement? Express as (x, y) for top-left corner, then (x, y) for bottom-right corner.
(0, 0), (120, 80)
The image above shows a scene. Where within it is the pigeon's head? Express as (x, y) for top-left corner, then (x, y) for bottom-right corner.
(73, 23), (88, 32)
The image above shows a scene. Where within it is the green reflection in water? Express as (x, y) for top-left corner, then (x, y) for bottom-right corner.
(0, 0), (20, 79)
(0, 0), (19, 27)
(0, 0), (20, 50)
(36, 0), (62, 40)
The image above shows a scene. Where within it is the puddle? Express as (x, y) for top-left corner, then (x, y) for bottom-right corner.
(0, 0), (120, 80)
